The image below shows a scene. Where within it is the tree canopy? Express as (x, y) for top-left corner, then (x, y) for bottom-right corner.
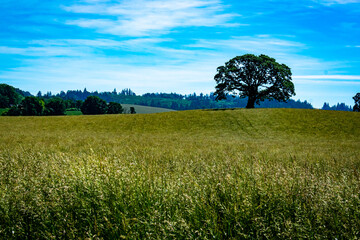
(107, 102), (123, 114)
(353, 93), (360, 112)
(214, 54), (295, 108)
(21, 96), (45, 116)
(0, 83), (22, 108)
(45, 98), (66, 116)
(81, 96), (107, 115)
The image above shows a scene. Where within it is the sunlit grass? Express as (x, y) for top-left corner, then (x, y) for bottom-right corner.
(0, 109), (359, 238)
(65, 110), (82, 115)
(0, 108), (8, 115)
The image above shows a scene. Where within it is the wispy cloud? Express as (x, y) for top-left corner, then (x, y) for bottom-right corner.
(186, 35), (342, 75)
(0, 38), (175, 57)
(11, 35), (338, 74)
(294, 75), (360, 80)
(187, 35), (305, 53)
(1, 34), (345, 93)
(0, 46), (91, 57)
(293, 75), (360, 86)
(312, 0), (360, 5)
(63, 0), (239, 37)
(0, 56), (217, 95)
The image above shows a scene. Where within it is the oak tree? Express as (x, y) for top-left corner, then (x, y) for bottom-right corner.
(214, 54), (295, 108)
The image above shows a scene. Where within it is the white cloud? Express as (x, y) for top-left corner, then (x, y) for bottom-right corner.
(0, 38), (175, 57)
(294, 75), (360, 80)
(185, 35), (341, 75)
(0, 46), (91, 57)
(293, 75), (360, 87)
(64, 0), (239, 36)
(30, 39), (123, 48)
(1, 35), (346, 94)
(0, 56), (217, 95)
(312, 0), (360, 5)
(187, 36), (305, 53)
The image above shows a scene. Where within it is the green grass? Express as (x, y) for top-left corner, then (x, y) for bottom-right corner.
(0, 109), (359, 239)
(65, 110), (82, 115)
(0, 108), (8, 115)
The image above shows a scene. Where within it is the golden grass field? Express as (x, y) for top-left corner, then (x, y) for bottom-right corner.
(0, 109), (359, 239)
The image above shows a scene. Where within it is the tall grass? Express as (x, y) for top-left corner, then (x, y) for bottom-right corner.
(0, 109), (359, 239)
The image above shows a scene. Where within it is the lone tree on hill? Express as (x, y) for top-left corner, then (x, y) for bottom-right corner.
(353, 93), (360, 112)
(214, 54), (295, 108)
(130, 107), (136, 114)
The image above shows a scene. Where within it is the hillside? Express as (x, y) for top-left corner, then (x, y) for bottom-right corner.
(3, 108), (355, 138)
(63, 104), (174, 115)
(121, 104), (174, 114)
(0, 109), (359, 239)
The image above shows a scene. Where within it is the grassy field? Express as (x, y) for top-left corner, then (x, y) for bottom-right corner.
(0, 109), (359, 239)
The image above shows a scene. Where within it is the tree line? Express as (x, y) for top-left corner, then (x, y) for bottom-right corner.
(2, 96), (126, 116)
(32, 88), (354, 112)
(1, 83), (358, 116)
(321, 102), (353, 112)
(30, 87), (314, 111)
(0, 84), (130, 116)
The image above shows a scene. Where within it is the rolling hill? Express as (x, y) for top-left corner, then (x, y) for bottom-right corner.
(63, 104), (174, 115)
(121, 104), (174, 114)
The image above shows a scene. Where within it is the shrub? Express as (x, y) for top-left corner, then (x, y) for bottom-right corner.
(130, 107), (136, 114)
(2, 106), (21, 116)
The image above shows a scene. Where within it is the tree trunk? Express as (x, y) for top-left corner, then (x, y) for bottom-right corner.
(246, 96), (256, 109)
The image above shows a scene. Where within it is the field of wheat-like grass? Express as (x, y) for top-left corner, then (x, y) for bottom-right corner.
(0, 109), (359, 239)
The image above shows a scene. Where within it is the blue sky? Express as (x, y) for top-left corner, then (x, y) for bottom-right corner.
(0, 0), (359, 108)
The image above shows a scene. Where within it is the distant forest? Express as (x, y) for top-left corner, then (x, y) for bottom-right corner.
(34, 88), (353, 111)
